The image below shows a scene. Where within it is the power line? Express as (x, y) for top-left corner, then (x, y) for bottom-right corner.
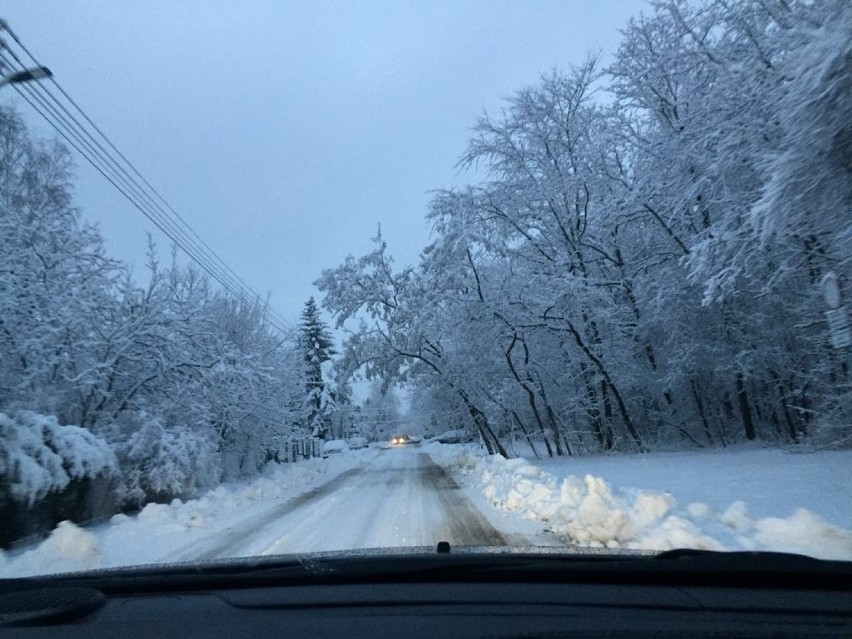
(0, 56), (274, 323)
(0, 27), (255, 302)
(2, 65), (291, 332)
(0, 22), (294, 334)
(0, 51), (221, 281)
(0, 46), (290, 331)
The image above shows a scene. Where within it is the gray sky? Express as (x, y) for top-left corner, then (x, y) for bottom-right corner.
(1, 1), (645, 326)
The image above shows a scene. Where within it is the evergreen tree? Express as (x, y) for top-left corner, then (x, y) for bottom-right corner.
(298, 297), (337, 436)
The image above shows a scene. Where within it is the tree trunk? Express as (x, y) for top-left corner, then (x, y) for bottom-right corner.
(690, 379), (716, 446)
(505, 334), (563, 455)
(582, 366), (612, 451)
(565, 321), (646, 452)
(736, 372), (757, 441)
(511, 411), (541, 458)
(458, 389), (509, 458)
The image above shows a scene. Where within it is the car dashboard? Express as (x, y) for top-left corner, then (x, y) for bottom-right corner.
(3, 548), (852, 638)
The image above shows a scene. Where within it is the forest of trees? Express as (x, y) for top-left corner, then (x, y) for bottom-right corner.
(319, 0), (851, 458)
(0, 106), (346, 543)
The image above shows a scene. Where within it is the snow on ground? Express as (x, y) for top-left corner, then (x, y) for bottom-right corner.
(237, 446), (505, 557)
(535, 447), (852, 530)
(0, 447), (377, 577)
(4, 442), (852, 578)
(0, 445), (511, 577)
(428, 443), (852, 560)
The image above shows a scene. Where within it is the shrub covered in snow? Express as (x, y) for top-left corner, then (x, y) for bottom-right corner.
(322, 440), (350, 457)
(433, 430), (469, 444)
(0, 411), (117, 506)
(348, 436), (368, 450)
(116, 416), (221, 506)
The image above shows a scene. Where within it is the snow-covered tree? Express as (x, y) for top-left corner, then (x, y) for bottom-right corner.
(359, 379), (403, 442)
(298, 296), (337, 437)
(0, 105), (310, 540)
(318, 0), (851, 456)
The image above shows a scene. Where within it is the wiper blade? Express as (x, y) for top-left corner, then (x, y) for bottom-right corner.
(653, 548), (824, 570)
(33, 554), (628, 594)
(0, 581), (105, 626)
(652, 548), (846, 573)
(36, 548), (852, 593)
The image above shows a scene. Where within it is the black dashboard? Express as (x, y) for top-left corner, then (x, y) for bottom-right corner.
(3, 549), (852, 638)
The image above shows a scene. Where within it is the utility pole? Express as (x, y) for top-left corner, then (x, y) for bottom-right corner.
(0, 64), (52, 89)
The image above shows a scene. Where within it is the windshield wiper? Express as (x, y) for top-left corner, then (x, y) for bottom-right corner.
(26, 546), (852, 594)
(0, 581), (105, 626)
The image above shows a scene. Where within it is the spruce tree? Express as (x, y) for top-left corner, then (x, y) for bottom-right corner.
(298, 297), (336, 436)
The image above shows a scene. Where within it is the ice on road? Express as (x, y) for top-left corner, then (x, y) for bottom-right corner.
(172, 447), (507, 562)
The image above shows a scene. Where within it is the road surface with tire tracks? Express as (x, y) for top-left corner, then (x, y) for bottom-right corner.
(166, 446), (512, 562)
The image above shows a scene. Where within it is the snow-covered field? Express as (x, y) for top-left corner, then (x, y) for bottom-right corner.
(3, 443), (852, 578)
(536, 447), (852, 530)
(432, 444), (852, 560)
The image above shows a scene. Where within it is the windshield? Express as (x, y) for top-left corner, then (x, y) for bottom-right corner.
(1, 0), (851, 579)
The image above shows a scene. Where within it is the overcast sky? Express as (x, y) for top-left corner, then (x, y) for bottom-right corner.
(1, 1), (646, 327)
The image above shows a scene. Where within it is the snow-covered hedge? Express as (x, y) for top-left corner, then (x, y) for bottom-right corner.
(0, 411), (117, 506)
(117, 417), (221, 506)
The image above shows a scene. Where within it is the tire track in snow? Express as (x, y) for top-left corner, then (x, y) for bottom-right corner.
(259, 455), (399, 554)
(419, 453), (507, 546)
(173, 448), (514, 562)
(163, 467), (363, 562)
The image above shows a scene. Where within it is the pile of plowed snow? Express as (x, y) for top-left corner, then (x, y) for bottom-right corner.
(434, 448), (852, 560)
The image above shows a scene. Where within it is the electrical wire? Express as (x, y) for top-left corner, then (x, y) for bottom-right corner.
(0, 48), (289, 330)
(4, 70), (292, 334)
(0, 50), (241, 296)
(0, 34), (283, 324)
(0, 24), (294, 334)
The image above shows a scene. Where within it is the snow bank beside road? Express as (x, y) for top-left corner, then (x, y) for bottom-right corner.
(1, 448), (375, 577)
(538, 447), (852, 530)
(430, 446), (852, 560)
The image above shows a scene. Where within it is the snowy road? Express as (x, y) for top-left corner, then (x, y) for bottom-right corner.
(166, 447), (508, 562)
(6, 445), (852, 578)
